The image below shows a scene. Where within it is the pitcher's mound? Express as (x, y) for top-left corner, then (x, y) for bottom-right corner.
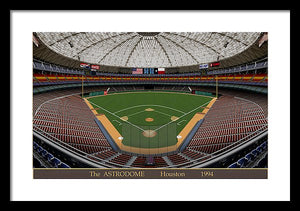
(142, 130), (157, 138)
(145, 108), (154, 111)
(120, 116), (128, 121)
(145, 118), (154, 122)
(171, 116), (179, 121)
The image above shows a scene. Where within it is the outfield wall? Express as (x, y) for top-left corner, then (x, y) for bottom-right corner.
(33, 82), (267, 95)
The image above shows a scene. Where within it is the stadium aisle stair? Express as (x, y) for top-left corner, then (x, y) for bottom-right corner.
(177, 152), (192, 161)
(106, 152), (121, 161)
(126, 155), (137, 166)
(162, 156), (173, 166)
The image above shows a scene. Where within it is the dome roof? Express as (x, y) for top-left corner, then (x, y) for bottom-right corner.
(36, 32), (261, 68)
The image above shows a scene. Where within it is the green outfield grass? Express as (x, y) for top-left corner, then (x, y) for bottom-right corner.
(87, 92), (213, 149)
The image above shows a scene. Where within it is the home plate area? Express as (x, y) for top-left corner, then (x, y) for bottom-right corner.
(142, 130), (157, 138)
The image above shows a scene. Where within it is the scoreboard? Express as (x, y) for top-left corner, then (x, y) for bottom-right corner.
(210, 62), (220, 67)
(132, 68), (165, 74)
(142, 68), (155, 74)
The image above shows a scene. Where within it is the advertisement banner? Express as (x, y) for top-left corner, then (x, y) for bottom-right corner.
(199, 64), (209, 69)
(91, 64), (100, 70)
(80, 63), (90, 69)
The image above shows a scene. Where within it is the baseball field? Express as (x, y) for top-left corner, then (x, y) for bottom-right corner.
(87, 91), (214, 153)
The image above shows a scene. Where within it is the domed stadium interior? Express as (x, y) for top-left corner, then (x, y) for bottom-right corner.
(32, 32), (268, 169)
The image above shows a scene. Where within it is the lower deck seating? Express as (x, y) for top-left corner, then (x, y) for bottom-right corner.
(186, 96), (268, 157)
(167, 154), (189, 165)
(130, 156), (168, 168)
(33, 87), (267, 168)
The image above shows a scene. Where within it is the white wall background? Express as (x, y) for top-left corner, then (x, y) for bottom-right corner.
(11, 10), (290, 201)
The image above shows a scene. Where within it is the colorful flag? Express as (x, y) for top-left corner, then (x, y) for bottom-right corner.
(132, 68), (143, 74)
(158, 68), (165, 74)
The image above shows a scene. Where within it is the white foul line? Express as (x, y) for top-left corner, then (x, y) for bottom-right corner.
(112, 120), (122, 125)
(88, 101), (145, 132)
(153, 110), (172, 117)
(152, 100), (211, 132)
(177, 120), (187, 125)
